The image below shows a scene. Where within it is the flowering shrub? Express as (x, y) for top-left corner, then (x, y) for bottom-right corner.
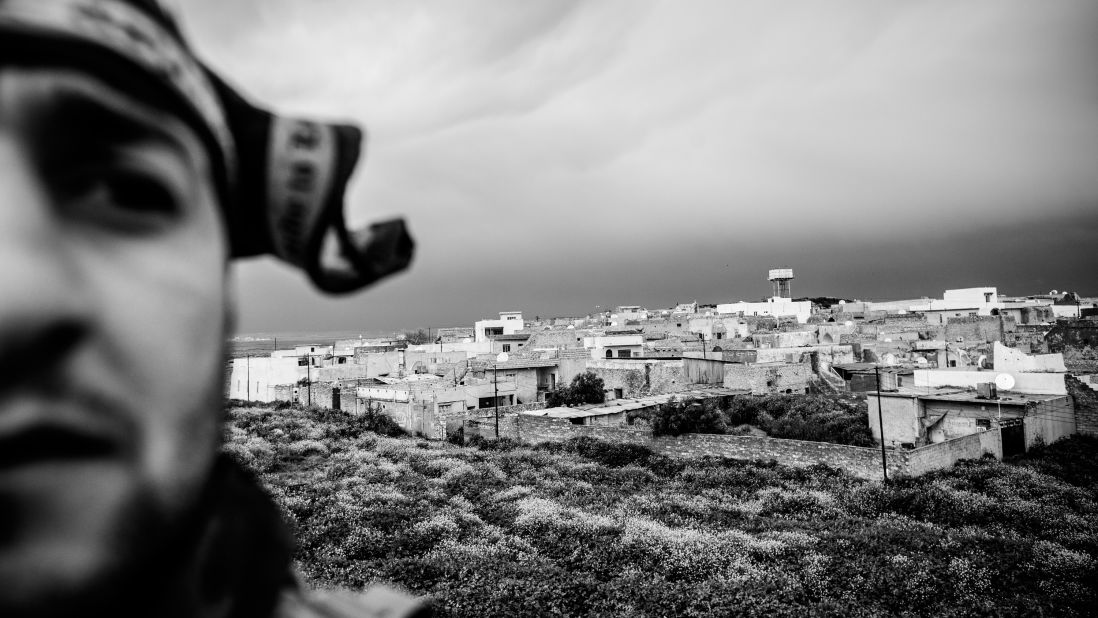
(223, 406), (1098, 617)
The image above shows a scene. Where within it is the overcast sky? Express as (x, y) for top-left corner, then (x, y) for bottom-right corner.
(181, 0), (1098, 334)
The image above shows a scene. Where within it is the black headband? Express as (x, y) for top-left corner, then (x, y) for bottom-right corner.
(0, 0), (413, 294)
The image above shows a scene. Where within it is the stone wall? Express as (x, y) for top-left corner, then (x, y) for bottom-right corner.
(938, 316), (1017, 345)
(1046, 320), (1098, 352)
(723, 363), (812, 395)
(464, 415), (1002, 480)
(1067, 375), (1098, 437)
(587, 360), (689, 398)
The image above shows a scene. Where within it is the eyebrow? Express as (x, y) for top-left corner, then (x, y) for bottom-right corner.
(17, 72), (203, 166)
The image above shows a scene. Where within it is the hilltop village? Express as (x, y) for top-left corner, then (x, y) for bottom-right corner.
(228, 270), (1098, 479)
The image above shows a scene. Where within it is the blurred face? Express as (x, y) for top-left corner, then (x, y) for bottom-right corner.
(0, 67), (228, 614)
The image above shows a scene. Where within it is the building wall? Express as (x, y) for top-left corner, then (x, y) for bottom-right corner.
(1023, 397), (1077, 448)
(905, 430), (1002, 476)
(751, 331), (817, 349)
(474, 315), (525, 342)
(1046, 320), (1098, 352)
(753, 345), (856, 365)
(992, 342), (1066, 373)
(937, 315), (1016, 345)
(682, 357), (727, 385)
(723, 363), (812, 395)
(586, 359), (688, 398)
(1066, 376), (1098, 437)
(867, 395), (923, 446)
(717, 298), (812, 324)
(227, 356), (303, 402)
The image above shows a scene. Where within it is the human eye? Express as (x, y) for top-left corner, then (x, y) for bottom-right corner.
(54, 152), (185, 231)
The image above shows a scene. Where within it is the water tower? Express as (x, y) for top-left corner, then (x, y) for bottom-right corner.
(768, 268), (794, 298)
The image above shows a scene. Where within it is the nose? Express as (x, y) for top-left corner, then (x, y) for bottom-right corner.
(0, 134), (90, 388)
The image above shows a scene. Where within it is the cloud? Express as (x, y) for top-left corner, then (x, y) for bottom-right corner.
(180, 0), (1098, 331)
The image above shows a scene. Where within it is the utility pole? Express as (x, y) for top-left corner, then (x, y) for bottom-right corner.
(875, 365), (888, 483)
(246, 355), (251, 401)
(699, 333), (707, 360)
(306, 354), (312, 407)
(493, 363), (500, 439)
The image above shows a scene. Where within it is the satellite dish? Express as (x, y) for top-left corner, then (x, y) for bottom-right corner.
(994, 374), (1015, 392)
(845, 321), (854, 327)
(916, 357), (928, 365)
(496, 352), (510, 363)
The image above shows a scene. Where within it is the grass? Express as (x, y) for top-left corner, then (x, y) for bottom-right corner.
(224, 405), (1098, 617)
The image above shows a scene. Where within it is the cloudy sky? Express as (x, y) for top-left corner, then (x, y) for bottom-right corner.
(181, 0), (1098, 334)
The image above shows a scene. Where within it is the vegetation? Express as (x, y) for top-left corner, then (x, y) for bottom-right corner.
(650, 396), (728, 436)
(546, 371), (606, 407)
(403, 329), (432, 345)
(639, 393), (874, 446)
(224, 404), (1098, 617)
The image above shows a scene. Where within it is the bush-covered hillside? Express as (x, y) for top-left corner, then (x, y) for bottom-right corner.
(224, 406), (1098, 617)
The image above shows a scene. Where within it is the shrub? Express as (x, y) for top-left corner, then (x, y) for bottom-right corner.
(446, 427), (465, 446)
(547, 372), (606, 407)
(651, 397), (727, 437)
(722, 394), (874, 446)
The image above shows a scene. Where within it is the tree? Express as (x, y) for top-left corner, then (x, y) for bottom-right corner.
(403, 329), (431, 345)
(547, 372), (606, 407)
(651, 396), (727, 437)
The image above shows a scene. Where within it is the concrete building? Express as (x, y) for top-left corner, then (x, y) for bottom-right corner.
(610, 306), (649, 326)
(467, 358), (560, 403)
(585, 334), (645, 360)
(717, 297), (812, 324)
(227, 356), (303, 403)
(474, 311), (525, 343)
(867, 387), (1075, 454)
(491, 334), (531, 355)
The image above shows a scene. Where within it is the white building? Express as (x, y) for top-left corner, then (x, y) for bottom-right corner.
(584, 334), (645, 359)
(474, 311), (525, 343)
(227, 356), (304, 403)
(902, 287), (1004, 324)
(610, 305), (649, 326)
(716, 297), (812, 324)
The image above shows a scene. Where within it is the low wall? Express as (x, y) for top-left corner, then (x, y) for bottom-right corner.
(905, 430), (1002, 476)
(466, 415), (1005, 481)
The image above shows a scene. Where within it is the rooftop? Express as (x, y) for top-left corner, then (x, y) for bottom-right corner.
(522, 387), (749, 419)
(470, 359), (559, 370)
(874, 386), (1067, 405)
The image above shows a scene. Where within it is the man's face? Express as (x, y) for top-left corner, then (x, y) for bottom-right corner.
(0, 67), (228, 612)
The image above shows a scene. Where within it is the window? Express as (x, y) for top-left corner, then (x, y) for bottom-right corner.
(484, 327), (504, 337)
(976, 419), (991, 430)
(502, 344), (511, 352)
(439, 403), (453, 413)
(716, 333), (723, 340)
(618, 349), (632, 358)
(614, 388), (624, 399)
(606, 350), (613, 358)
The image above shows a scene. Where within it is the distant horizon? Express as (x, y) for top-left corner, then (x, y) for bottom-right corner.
(230, 282), (1096, 337)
